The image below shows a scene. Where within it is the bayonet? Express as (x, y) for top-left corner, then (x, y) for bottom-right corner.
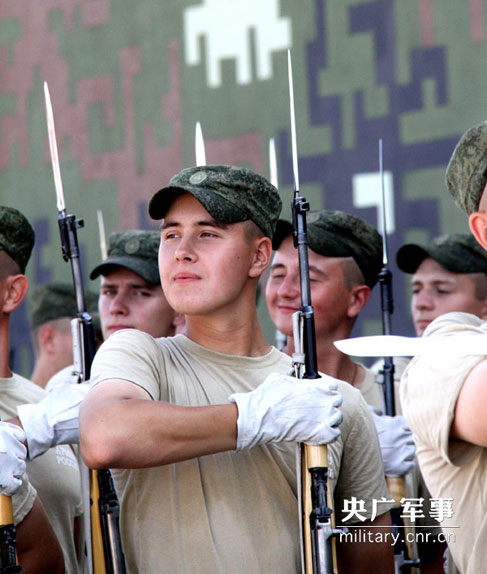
(269, 137), (279, 189)
(335, 333), (487, 357)
(97, 210), (108, 261)
(195, 121), (206, 167)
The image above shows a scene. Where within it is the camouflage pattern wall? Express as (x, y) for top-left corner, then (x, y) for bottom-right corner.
(1, 0), (487, 376)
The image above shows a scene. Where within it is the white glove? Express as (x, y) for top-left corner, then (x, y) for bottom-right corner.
(228, 373), (343, 451)
(369, 407), (415, 477)
(17, 382), (90, 460)
(0, 422), (27, 495)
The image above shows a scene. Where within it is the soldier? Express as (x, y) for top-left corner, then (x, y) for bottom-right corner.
(29, 282), (100, 388)
(266, 210), (457, 571)
(401, 121), (487, 574)
(80, 165), (394, 573)
(89, 229), (183, 341)
(371, 232), (487, 398)
(0, 205), (70, 572)
(15, 229), (183, 457)
(397, 233), (487, 337)
(266, 211), (415, 475)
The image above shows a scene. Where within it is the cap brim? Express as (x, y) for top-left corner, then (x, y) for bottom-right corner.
(396, 244), (430, 273)
(149, 187), (186, 220)
(90, 257), (160, 285)
(272, 220), (294, 250)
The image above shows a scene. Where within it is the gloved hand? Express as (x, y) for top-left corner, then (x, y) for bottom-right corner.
(369, 406), (415, 477)
(17, 382), (90, 460)
(0, 421), (27, 495)
(228, 373), (343, 451)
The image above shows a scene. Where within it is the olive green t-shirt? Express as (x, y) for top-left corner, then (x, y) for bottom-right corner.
(401, 312), (487, 574)
(91, 331), (391, 574)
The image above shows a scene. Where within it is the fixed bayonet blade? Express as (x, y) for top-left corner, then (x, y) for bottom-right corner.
(44, 82), (66, 212)
(379, 139), (389, 266)
(334, 334), (487, 357)
(97, 209), (108, 260)
(195, 121), (207, 166)
(269, 137), (279, 188)
(287, 50), (300, 192)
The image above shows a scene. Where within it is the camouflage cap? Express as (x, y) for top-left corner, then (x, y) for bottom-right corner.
(273, 210), (383, 288)
(0, 206), (35, 274)
(148, 164), (282, 238)
(396, 233), (487, 274)
(30, 282), (100, 329)
(446, 121), (487, 215)
(90, 230), (161, 285)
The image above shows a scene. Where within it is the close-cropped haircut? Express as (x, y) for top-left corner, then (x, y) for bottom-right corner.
(0, 250), (21, 281)
(339, 257), (367, 290)
(468, 272), (487, 300)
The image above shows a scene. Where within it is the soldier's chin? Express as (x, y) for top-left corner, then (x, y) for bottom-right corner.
(414, 322), (429, 337)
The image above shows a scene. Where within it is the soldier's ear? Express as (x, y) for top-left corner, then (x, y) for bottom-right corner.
(249, 236), (273, 279)
(468, 212), (487, 250)
(1, 274), (29, 313)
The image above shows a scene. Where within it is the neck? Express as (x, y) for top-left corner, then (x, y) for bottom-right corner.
(30, 356), (53, 389)
(185, 310), (271, 357)
(0, 318), (12, 378)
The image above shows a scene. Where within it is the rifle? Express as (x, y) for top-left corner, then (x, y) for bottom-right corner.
(44, 82), (126, 574)
(287, 50), (339, 574)
(377, 139), (420, 573)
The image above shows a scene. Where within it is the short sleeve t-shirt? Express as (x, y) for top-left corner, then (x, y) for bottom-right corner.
(91, 331), (391, 574)
(401, 312), (487, 574)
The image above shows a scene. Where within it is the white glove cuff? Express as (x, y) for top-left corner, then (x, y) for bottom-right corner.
(228, 392), (260, 451)
(17, 384), (89, 460)
(17, 402), (55, 460)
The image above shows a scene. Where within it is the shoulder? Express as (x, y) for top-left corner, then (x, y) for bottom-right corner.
(423, 311), (487, 336)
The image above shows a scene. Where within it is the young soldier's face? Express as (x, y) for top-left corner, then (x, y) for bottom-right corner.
(265, 235), (354, 338)
(411, 258), (487, 336)
(158, 193), (259, 316)
(98, 267), (176, 339)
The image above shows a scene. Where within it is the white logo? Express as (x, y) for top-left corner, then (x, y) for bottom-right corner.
(184, 0), (291, 87)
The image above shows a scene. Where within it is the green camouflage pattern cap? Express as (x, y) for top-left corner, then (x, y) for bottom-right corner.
(0, 206), (35, 274)
(90, 230), (161, 285)
(446, 121), (487, 215)
(148, 164), (282, 238)
(272, 210), (383, 288)
(30, 282), (100, 328)
(396, 233), (487, 274)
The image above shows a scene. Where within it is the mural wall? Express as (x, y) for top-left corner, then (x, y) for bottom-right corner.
(1, 0), (487, 375)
